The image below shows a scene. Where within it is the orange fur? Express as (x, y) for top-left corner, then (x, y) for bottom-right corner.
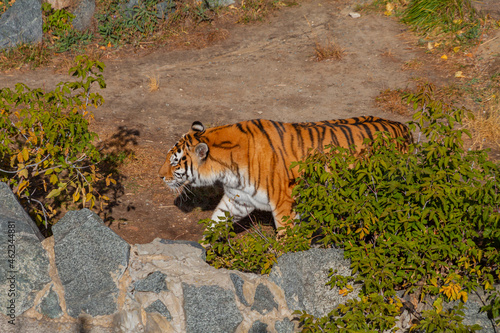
(159, 117), (411, 232)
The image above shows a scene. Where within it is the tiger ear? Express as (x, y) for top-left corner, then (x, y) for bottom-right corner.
(191, 121), (205, 132)
(194, 143), (208, 160)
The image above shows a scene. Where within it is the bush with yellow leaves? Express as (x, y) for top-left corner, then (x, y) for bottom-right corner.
(0, 55), (111, 227)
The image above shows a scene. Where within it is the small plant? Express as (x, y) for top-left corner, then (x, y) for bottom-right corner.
(42, 2), (94, 53)
(147, 74), (160, 92)
(95, 0), (162, 46)
(0, 55), (110, 227)
(199, 213), (311, 274)
(313, 39), (344, 62)
(42, 2), (75, 33)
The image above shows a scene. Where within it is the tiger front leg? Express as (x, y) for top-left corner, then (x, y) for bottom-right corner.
(209, 194), (255, 229)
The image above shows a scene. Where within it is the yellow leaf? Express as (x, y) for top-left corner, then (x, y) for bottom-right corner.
(430, 277), (438, 287)
(434, 297), (443, 314)
(460, 291), (468, 303)
(22, 147), (29, 161)
(107, 42), (112, 48)
(484, 281), (492, 290)
(18, 180), (28, 193)
(73, 191), (80, 202)
(17, 151), (24, 163)
(85, 193), (93, 202)
(453, 46), (461, 53)
(455, 71), (465, 78)
(46, 188), (61, 199)
(434, 42), (441, 47)
(102, 195), (110, 201)
(50, 173), (58, 185)
(339, 288), (348, 296)
(18, 168), (28, 179)
(441, 54), (448, 60)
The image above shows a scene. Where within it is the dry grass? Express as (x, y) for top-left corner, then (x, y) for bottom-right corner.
(147, 74), (160, 92)
(376, 88), (413, 115)
(0, 43), (51, 71)
(402, 59), (423, 71)
(463, 105), (500, 149)
(314, 40), (345, 62)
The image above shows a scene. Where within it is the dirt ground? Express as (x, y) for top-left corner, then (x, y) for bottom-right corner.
(1, 0), (499, 244)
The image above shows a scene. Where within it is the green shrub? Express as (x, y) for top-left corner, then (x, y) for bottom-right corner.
(200, 83), (500, 330)
(42, 3), (94, 53)
(293, 83), (499, 331)
(199, 212), (311, 274)
(0, 55), (110, 227)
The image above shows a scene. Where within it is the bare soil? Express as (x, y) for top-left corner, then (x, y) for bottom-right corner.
(1, 0), (499, 244)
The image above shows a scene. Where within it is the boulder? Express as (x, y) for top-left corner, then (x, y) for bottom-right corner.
(52, 208), (130, 317)
(183, 283), (243, 333)
(71, 0), (95, 31)
(0, 0), (42, 49)
(0, 183), (50, 318)
(269, 247), (359, 318)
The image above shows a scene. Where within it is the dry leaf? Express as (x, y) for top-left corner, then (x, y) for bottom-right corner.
(441, 54), (448, 60)
(455, 71), (465, 78)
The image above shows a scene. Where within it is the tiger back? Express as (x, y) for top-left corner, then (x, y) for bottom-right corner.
(159, 117), (411, 232)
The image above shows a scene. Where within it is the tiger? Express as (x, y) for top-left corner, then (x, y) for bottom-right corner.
(159, 117), (411, 233)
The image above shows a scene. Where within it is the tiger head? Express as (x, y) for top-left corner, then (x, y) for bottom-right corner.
(159, 121), (210, 191)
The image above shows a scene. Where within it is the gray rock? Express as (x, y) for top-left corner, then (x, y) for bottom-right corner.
(144, 299), (172, 321)
(205, 0), (234, 9)
(71, 0), (96, 31)
(269, 248), (358, 318)
(134, 271), (168, 294)
(124, 0), (139, 9)
(275, 318), (295, 333)
(0, 183), (50, 318)
(183, 283), (243, 333)
(251, 284), (278, 315)
(249, 320), (268, 333)
(52, 209), (130, 317)
(445, 289), (499, 333)
(160, 239), (206, 261)
(155, 0), (176, 19)
(38, 285), (63, 319)
(0, 0), (43, 49)
(0, 182), (43, 240)
(230, 273), (249, 306)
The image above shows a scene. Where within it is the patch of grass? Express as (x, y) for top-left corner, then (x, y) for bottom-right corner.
(401, 58), (423, 70)
(0, 43), (52, 70)
(463, 103), (500, 149)
(401, 0), (484, 49)
(237, 0), (296, 23)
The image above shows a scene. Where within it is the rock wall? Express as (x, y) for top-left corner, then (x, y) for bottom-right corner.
(0, 182), (497, 332)
(0, 183), (354, 332)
